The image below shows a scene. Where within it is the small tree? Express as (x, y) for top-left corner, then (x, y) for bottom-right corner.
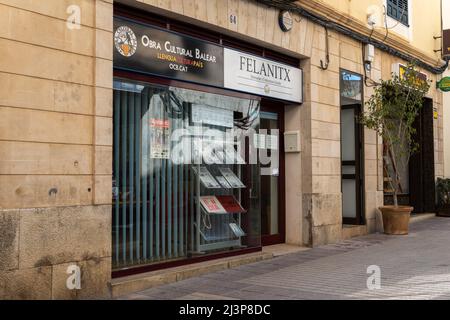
(361, 64), (430, 207)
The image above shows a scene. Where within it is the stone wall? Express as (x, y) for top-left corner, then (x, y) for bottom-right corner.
(305, 24), (385, 245)
(0, 206), (111, 299)
(0, 0), (113, 299)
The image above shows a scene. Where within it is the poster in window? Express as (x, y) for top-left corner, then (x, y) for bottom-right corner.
(150, 118), (170, 159)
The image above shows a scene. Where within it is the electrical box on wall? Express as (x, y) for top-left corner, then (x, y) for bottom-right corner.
(284, 131), (301, 153)
(364, 44), (375, 63)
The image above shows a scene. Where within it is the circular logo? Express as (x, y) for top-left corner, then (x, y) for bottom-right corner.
(114, 26), (137, 57)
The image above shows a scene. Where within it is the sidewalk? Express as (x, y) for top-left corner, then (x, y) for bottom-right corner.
(118, 217), (450, 300)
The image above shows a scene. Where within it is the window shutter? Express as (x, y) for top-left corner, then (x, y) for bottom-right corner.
(387, 0), (409, 26)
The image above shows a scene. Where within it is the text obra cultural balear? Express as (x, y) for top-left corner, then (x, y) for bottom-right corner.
(141, 35), (217, 63)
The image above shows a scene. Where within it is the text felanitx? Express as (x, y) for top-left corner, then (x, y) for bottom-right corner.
(239, 56), (292, 82)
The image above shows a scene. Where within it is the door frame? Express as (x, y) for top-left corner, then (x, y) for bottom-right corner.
(339, 68), (365, 226)
(409, 97), (435, 213)
(260, 99), (286, 246)
(341, 103), (365, 225)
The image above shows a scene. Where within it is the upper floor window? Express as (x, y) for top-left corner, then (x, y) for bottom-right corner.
(386, 0), (409, 26)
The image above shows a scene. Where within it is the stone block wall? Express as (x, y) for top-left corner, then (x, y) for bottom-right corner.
(308, 25), (385, 243)
(0, 0), (113, 299)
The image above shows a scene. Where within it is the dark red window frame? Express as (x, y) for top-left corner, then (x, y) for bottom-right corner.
(111, 3), (296, 279)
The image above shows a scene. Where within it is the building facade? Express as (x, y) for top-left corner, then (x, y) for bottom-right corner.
(0, 0), (447, 299)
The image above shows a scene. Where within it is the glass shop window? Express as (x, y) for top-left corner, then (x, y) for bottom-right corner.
(112, 79), (262, 270)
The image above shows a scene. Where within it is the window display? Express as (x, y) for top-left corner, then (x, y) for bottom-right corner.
(112, 79), (261, 270)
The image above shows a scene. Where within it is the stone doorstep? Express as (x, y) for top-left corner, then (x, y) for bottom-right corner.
(409, 213), (436, 224)
(262, 244), (311, 257)
(341, 213), (436, 241)
(342, 224), (368, 240)
(110, 251), (273, 298)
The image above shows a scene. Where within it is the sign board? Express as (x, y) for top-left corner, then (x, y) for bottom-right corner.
(224, 49), (302, 103)
(392, 63), (428, 87)
(114, 18), (303, 104)
(437, 77), (450, 92)
(114, 18), (224, 87)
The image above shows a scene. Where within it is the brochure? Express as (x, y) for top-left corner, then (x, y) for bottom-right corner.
(216, 195), (246, 213)
(219, 167), (246, 188)
(192, 166), (221, 189)
(216, 176), (232, 189)
(229, 223), (246, 237)
(199, 196), (226, 214)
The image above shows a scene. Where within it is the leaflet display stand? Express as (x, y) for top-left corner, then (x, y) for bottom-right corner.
(191, 164), (247, 254)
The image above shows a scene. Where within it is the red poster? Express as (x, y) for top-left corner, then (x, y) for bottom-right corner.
(150, 119), (169, 128)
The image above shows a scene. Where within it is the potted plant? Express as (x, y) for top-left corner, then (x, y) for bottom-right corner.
(437, 178), (450, 217)
(361, 63), (430, 235)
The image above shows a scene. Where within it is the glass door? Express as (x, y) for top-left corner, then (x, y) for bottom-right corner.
(260, 100), (285, 245)
(340, 70), (364, 225)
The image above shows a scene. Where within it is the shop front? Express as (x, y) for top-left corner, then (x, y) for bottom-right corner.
(111, 8), (302, 276)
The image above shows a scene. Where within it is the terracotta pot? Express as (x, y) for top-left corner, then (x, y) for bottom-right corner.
(379, 206), (413, 235)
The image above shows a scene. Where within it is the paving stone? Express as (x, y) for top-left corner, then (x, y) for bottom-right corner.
(119, 218), (450, 300)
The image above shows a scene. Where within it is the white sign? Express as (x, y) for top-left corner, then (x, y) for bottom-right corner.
(191, 104), (234, 128)
(224, 48), (302, 103)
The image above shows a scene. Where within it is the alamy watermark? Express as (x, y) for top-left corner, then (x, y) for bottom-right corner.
(163, 127), (279, 176)
(366, 265), (381, 290)
(66, 5), (81, 30)
(66, 265), (81, 290)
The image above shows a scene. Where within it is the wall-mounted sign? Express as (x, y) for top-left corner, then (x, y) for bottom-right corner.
(114, 18), (224, 87)
(114, 17), (303, 104)
(437, 77), (450, 92)
(392, 63), (428, 87)
(278, 10), (293, 32)
(224, 49), (302, 103)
